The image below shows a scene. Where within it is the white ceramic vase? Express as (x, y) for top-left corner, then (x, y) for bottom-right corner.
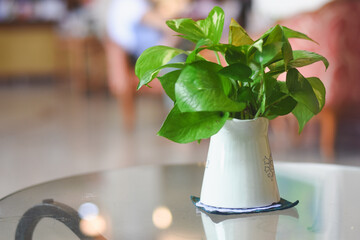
(200, 117), (280, 209)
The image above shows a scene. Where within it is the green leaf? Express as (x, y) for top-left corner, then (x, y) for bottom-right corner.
(175, 61), (246, 112)
(266, 93), (297, 116)
(282, 38), (293, 70)
(224, 45), (247, 64)
(186, 43), (233, 63)
(237, 87), (253, 102)
(135, 46), (185, 88)
(166, 18), (205, 43)
(166, 6), (224, 45)
(286, 68), (319, 114)
(218, 63), (252, 81)
(308, 77), (326, 110)
(137, 63), (185, 90)
(158, 105), (229, 143)
(195, 38), (214, 49)
(251, 39), (263, 52)
(263, 25), (283, 44)
(264, 76), (277, 98)
(290, 50), (329, 69)
(277, 81), (289, 94)
(158, 70), (182, 102)
(196, 6), (225, 44)
(282, 26), (317, 43)
(254, 42), (283, 66)
(292, 102), (315, 133)
(206, 43), (233, 53)
(219, 74), (233, 96)
(229, 18), (254, 46)
(269, 50), (329, 73)
(268, 50), (329, 77)
(186, 38), (214, 63)
(255, 25), (295, 68)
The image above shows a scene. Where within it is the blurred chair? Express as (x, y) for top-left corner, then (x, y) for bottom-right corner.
(279, 0), (360, 159)
(63, 36), (107, 93)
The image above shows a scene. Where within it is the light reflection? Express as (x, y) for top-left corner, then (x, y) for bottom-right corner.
(80, 215), (107, 237)
(78, 202), (106, 236)
(78, 202), (99, 220)
(152, 206), (173, 229)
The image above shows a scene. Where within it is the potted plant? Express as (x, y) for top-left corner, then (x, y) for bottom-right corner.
(135, 7), (328, 214)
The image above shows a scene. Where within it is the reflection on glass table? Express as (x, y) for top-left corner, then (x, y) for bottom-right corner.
(0, 162), (359, 239)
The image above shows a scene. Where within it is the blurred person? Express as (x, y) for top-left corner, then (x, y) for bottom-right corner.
(105, 0), (191, 130)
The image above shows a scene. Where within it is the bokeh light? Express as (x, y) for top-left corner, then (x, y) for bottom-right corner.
(152, 206), (173, 229)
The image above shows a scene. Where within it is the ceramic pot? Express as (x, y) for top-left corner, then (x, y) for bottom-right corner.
(200, 117), (280, 209)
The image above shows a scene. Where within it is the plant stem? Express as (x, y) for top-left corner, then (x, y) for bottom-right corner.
(254, 108), (261, 118)
(214, 51), (221, 65)
(255, 66), (265, 118)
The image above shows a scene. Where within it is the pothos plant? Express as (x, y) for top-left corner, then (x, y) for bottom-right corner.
(135, 6), (328, 143)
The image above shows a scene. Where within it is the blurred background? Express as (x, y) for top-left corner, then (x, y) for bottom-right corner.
(1, 0), (360, 198)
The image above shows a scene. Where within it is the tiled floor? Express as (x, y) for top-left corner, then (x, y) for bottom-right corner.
(1, 83), (359, 198)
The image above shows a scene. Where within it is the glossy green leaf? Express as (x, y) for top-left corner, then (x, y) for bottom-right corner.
(286, 68), (319, 114)
(277, 81), (289, 94)
(158, 70), (182, 102)
(254, 42), (283, 66)
(263, 25), (283, 44)
(175, 61), (246, 112)
(187, 43), (233, 63)
(196, 6), (225, 44)
(282, 26), (317, 43)
(292, 102), (315, 133)
(166, 6), (224, 45)
(218, 63), (252, 81)
(158, 105), (229, 143)
(224, 46), (247, 64)
(219, 74), (233, 97)
(166, 18), (205, 43)
(251, 39), (263, 53)
(282, 38), (293, 70)
(268, 50), (329, 77)
(308, 77), (326, 110)
(195, 38), (214, 49)
(135, 46), (185, 88)
(137, 63), (185, 90)
(256, 25), (294, 68)
(186, 38), (214, 63)
(270, 50), (329, 73)
(290, 50), (329, 69)
(229, 18), (254, 46)
(264, 76), (277, 99)
(237, 87), (253, 102)
(266, 93), (297, 116)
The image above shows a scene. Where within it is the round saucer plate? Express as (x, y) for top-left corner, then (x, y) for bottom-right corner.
(191, 196), (299, 215)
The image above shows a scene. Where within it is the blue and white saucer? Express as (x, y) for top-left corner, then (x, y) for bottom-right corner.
(191, 196), (299, 215)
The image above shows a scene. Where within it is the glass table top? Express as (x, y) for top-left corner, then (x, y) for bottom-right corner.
(0, 162), (360, 239)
